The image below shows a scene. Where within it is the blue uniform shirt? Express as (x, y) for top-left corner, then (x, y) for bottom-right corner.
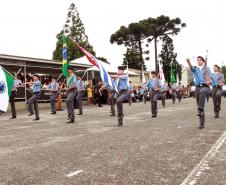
(147, 79), (162, 91)
(32, 80), (41, 93)
(191, 66), (211, 86)
(48, 81), (58, 92)
(161, 84), (168, 92)
(12, 79), (21, 91)
(211, 73), (224, 86)
(67, 75), (77, 91)
(128, 84), (133, 91)
(76, 80), (85, 91)
(139, 88), (144, 95)
(117, 75), (128, 91)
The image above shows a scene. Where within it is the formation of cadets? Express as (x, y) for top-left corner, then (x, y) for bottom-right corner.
(6, 56), (225, 129)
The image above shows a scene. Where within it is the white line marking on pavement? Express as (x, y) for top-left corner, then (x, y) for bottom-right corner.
(66, 170), (83, 178)
(181, 131), (226, 185)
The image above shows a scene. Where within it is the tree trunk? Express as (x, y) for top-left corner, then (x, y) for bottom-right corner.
(154, 37), (158, 73)
(138, 38), (144, 82)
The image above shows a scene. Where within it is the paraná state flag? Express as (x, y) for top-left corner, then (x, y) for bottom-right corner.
(0, 66), (14, 112)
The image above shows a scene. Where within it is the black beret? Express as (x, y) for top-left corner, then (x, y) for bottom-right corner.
(118, 66), (126, 70)
(68, 66), (74, 70)
(151, 71), (157, 75)
(33, 74), (40, 78)
(214, 65), (220, 70)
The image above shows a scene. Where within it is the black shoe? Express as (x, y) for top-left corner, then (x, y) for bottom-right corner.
(28, 113), (34, 116)
(98, 105), (103, 107)
(77, 113), (82, 115)
(51, 112), (56, 114)
(10, 117), (16, 119)
(215, 112), (219, 118)
(198, 125), (204, 129)
(67, 119), (75, 123)
(152, 114), (157, 118)
(33, 118), (40, 121)
(117, 124), (122, 127)
(110, 114), (115, 116)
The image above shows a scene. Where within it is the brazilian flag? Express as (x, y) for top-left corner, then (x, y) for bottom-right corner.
(170, 63), (176, 84)
(62, 35), (68, 77)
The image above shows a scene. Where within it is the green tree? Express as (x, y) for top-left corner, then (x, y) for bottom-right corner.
(110, 22), (151, 80)
(159, 35), (181, 83)
(52, 2), (95, 61)
(143, 15), (186, 72)
(97, 57), (110, 64)
(122, 47), (147, 70)
(222, 65), (226, 81)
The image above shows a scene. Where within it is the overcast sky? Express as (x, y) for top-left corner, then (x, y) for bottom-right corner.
(0, 0), (225, 70)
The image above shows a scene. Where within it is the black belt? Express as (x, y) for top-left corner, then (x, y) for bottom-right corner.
(213, 85), (221, 88)
(119, 89), (127, 93)
(33, 92), (40, 94)
(196, 84), (208, 88)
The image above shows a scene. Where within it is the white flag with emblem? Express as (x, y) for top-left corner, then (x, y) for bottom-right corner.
(0, 66), (14, 112)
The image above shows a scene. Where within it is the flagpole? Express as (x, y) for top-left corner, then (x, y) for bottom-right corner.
(57, 73), (63, 81)
(16, 67), (22, 75)
(82, 69), (88, 79)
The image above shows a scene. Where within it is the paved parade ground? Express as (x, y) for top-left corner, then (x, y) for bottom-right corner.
(0, 98), (226, 185)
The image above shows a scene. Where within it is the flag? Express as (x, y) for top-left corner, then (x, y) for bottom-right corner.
(0, 66), (14, 112)
(170, 63), (176, 84)
(62, 34), (69, 77)
(77, 45), (98, 67)
(159, 63), (165, 84)
(77, 44), (117, 92)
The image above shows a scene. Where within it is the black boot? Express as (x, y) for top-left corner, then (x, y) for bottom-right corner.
(152, 114), (157, 118)
(199, 112), (205, 129)
(67, 119), (75, 123)
(117, 114), (124, 127)
(215, 112), (219, 118)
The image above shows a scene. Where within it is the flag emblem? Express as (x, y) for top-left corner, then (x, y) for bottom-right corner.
(0, 81), (6, 94)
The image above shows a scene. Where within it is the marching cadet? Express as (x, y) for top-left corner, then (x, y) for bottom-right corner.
(176, 82), (182, 103)
(66, 67), (77, 123)
(186, 56), (211, 129)
(76, 76), (85, 115)
(96, 81), (104, 107)
(108, 78), (117, 116)
(161, 81), (168, 108)
(171, 83), (177, 104)
(112, 66), (129, 126)
(56, 80), (63, 111)
(147, 71), (162, 118)
(9, 75), (22, 119)
(48, 77), (58, 114)
(25, 74), (41, 121)
(128, 81), (133, 106)
(210, 65), (224, 118)
(143, 82), (149, 104)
